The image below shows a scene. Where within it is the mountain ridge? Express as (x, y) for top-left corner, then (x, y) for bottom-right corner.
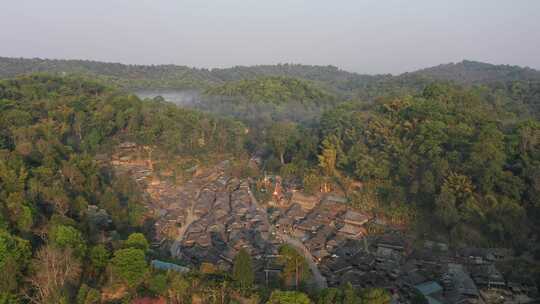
(2, 56), (539, 76)
(1, 57), (539, 92)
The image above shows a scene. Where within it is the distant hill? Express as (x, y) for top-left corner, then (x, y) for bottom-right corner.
(210, 63), (385, 93)
(407, 60), (540, 84)
(0, 57), (222, 89)
(1, 57), (539, 95)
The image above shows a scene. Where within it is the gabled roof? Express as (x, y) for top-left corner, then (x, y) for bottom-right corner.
(377, 234), (406, 250)
(446, 263), (479, 297)
(343, 210), (371, 225)
(290, 192), (319, 210)
(338, 224), (367, 237)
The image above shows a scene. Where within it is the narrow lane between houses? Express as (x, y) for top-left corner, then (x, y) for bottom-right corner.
(278, 232), (328, 289)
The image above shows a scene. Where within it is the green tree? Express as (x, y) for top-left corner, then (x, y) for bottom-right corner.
(0, 292), (19, 304)
(268, 122), (298, 165)
(124, 232), (149, 251)
(278, 245), (311, 289)
(4, 192), (33, 232)
(267, 290), (311, 304)
(318, 138), (338, 177)
(0, 230), (31, 292)
(168, 273), (190, 304)
(317, 288), (342, 304)
(76, 284), (100, 304)
(232, 248), (254, 290)
(148, 273), (168, 296)
(360, 288), (391, 304)
(51, 225), (87, 258)
(89, 245), (110, 271)
(110, 248), (148, 288)
(303, 170), (323, 194)
(466, 126), (505, 193)
(343, 282), (359, 304)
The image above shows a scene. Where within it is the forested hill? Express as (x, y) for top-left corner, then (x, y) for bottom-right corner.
(209, 64), (385, 93)
(0, 57), (222, 89)
(2, 57), (539, 92)
(407, 60), (540, 85)
(204, 76), (338, 105)
(2, 57), (540, 120)
(0, 74), (245, 156)
(0, 57), (380, 92)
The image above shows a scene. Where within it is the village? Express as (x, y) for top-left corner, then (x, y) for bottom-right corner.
(111, 143), (538, 304)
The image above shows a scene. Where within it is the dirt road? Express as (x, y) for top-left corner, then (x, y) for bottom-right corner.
(248, 186), (327, 289)
(170, 184), (203, 257)
(278, 233), (328, 289)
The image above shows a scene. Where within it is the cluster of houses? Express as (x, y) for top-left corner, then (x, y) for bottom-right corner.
(175, 176), (277, 279)
(111, 147), (538, 303)
(264, 176), (538, 303)
(316, 236), (538, 303)
(272, 192), (371, 262)
(111, 145), (279, 282)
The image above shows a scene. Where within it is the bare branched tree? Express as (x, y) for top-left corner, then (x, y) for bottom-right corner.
(24, 245), (81, 304)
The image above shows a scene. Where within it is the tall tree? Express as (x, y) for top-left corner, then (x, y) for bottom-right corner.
(277, 245), (311, 289)
(232, 248), (254, 291)
(318, 138), (338, 177)
(110, 248), (148, 288)
(267, 122), (298, 165)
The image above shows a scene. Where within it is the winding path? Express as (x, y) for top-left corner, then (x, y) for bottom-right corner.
(278, 232), (328, 289)
(248, 184), (328, 289)
(170, 185), (202, 257)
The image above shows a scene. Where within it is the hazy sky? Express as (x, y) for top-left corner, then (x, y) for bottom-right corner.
(1, 0), (539, 74)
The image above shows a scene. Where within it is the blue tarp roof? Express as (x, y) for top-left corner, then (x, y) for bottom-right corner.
(415, 281), (443, 296)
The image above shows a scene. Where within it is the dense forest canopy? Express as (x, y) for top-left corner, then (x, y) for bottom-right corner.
(0, 57), (222, 90)
(204, 76), (337, 105)
(240, 81), (540, 249)
(313, 85), (540, 248)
